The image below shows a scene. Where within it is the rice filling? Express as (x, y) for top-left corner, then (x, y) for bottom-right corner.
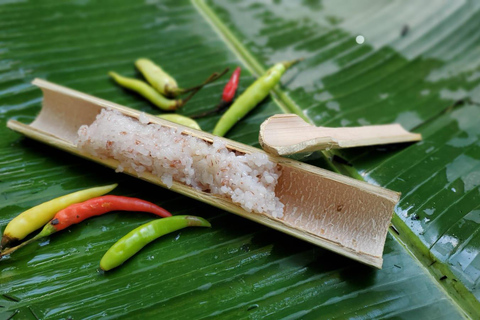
(76, 109), (284, 218)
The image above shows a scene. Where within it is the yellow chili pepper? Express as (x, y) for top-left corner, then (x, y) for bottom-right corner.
(0, 183), (117, 249)
(157, 114), (201, 130)
(135, 58), (180, 98)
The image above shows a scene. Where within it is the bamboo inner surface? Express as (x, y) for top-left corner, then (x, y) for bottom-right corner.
(7, 79), (401, 268)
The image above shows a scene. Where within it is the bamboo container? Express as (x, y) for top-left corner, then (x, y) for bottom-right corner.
(6, 79), (400, 269)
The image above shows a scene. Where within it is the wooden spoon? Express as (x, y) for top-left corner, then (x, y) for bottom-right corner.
(6, 79), (400, 269)
(260, 114), (422, 156)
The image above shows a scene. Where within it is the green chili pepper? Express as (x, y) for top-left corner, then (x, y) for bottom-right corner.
(109, 72), (184, 111)
(157, 114), (201, 130)
(212, 59), (301, 137)
(99, 215), (211, 271)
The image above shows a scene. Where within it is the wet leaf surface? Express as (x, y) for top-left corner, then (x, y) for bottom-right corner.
(1, 0), (477, 318)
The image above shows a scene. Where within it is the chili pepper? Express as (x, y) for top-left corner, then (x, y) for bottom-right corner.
(109, 72), (184, 111)
(212, 59), (301, 137)
(136, 59), (219, 98)
(100, 215), (211, 271)
(157, 114), (201, 130)
(0, 183), (117, 250)
(222, 67), (241, 103)
(0, 196), (172, 258)
(191, 67), (241, 119)
(50, 195), (172, 231)
(109, 68), (228, 111)
(135, 58), (179, 97)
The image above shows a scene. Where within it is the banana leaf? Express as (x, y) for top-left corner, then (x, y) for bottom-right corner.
(0, 0), (477, 318)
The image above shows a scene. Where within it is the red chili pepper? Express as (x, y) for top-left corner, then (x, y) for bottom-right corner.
(50, 195), (172, 231)
(222, 66), (241, 103)
(191, 67), (241, 119)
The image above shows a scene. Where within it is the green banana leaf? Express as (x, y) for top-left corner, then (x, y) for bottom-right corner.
(1, 0), (478, 318)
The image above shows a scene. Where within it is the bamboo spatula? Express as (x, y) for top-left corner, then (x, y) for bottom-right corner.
(260, 114), (422, 156)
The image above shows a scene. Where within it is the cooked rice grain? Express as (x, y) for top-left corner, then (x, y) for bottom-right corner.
(77, 109), (284, 218)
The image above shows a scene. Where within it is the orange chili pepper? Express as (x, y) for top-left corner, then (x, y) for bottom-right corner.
(222, 66), (241, 103)
(49, 195), (171, 231)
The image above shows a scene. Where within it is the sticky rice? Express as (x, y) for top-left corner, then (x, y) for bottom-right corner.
(76, 109), (284, 218)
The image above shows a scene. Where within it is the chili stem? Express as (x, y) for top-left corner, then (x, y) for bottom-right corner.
(0, 227), (52, 258)
(178, 67), (231, 94)
(180, 68), (229, 105)
(190, 100), (230, 119)
(282, 58), (304, 69)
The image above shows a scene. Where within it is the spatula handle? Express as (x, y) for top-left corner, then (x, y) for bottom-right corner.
(326, 124), (422, 148)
